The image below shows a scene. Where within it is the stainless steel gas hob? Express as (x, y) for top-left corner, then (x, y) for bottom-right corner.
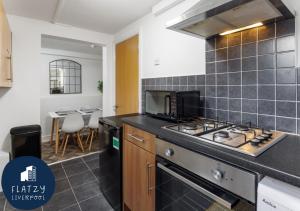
(162, 118), (286, 157)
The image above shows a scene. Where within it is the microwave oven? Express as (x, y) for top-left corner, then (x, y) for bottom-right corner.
(145, 90), (201, 121)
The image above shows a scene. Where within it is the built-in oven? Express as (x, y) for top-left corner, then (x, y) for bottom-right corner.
(156, 138), (257, 211)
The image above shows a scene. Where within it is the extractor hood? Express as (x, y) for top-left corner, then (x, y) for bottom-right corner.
(166, 0), (294, 38)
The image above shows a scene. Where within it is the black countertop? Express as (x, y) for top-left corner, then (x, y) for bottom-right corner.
(121, 114), (300, 188)
(99, 113), (139, 128)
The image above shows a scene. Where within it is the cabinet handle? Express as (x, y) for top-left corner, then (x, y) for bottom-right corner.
(6, 55), (12, 82)
(128, 134), (144, 143)
(147, 163), (155, 194)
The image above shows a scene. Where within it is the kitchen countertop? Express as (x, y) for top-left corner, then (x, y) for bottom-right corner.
(121, 114), (300, 188)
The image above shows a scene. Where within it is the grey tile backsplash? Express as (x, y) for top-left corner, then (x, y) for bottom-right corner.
(142, 18), (299, 134)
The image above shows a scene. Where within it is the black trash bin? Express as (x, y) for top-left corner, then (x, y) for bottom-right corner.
(10, 125), (41, 159)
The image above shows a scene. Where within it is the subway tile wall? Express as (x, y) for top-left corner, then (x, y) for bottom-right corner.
(142, 18), (299, 134)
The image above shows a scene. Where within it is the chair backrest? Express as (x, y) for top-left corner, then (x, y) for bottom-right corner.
(62, 113), (84, 133)
(88, 111), (102, 129)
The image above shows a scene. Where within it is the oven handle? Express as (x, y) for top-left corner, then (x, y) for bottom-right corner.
(157, 163), (234, 209)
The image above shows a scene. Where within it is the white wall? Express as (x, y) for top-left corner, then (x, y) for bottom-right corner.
(114, 0), (205, 113)
(0, 15), (114, 152)
(114, 0), (206, 79)
(40, 49), (102, 137)
(115, 0), (300, 79)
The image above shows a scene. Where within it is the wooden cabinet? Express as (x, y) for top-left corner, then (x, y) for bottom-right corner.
(123, 124), (156, 211)
(0, 0), (12, 88)
(124, 124), (156, 153)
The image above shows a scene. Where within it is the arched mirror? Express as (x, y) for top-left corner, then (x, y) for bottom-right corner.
(49, 59), (82, 94)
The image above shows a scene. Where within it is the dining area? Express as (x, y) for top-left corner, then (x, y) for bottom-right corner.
(37, 37), (104, 164)
(41, 107), (104, 163)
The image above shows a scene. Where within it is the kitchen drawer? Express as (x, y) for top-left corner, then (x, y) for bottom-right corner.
(124, 124), (155, 154)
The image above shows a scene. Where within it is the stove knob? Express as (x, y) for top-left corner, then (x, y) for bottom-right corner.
(251, 138), (261, 146)
(212, 169), (223, 181)
(165, 148), (174, 157)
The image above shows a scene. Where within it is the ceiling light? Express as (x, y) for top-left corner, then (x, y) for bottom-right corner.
(90, 44), (96, 48)
(219, 22), (263, 36)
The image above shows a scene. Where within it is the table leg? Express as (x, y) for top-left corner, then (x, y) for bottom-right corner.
(55, 119), (60, 154)
(50, 119), (55, 144)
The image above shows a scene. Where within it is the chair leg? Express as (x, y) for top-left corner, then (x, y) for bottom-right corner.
(89, 130), (95, 151)
(80, 130), (84, 142)
(72, 134), (77, 145)
(77, 132), (85, 152)
(62, 134), (70, 157)
(60, 134), (67, 150)
(85, 129), (91, 145)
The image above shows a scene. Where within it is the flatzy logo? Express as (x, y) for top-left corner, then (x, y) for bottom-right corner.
(20, 166), (37, 182)
(2, 156), (55, 210)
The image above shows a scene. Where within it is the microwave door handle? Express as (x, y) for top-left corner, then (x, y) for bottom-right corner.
(164, 95), (171, 115)
(157, 163), (234, 209)
(168, 96), (171, 116)
(181, 97), (185, 118)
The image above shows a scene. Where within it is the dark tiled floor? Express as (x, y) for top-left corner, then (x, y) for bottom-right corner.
(0, 152), (114, 211)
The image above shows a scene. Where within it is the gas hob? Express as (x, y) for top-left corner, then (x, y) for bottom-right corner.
(162, 118), (286, 157)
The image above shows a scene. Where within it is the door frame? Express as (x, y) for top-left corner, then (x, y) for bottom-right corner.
(115, 33), (141, 115)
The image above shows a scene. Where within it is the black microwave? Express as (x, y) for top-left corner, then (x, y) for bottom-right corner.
(145, 90), (201, 121)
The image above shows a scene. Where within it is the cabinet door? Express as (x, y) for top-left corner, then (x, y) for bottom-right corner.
(123, 139), (135, 210)
(134, 145), (155, 211)
(123, 140), (155, 211)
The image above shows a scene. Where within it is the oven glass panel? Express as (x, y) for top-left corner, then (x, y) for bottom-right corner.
(156, 164), (255, 211)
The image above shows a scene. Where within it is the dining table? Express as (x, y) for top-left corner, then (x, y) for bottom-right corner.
(48, 108), (102, 154)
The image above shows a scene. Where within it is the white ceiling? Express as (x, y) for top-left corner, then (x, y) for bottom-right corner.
(4, 0), (161, 34)
(41, 35), (103, 55)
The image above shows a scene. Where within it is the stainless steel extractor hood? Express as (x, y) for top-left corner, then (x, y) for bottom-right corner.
(166, 0), (294, 38)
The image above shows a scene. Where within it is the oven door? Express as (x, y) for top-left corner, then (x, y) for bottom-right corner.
(156, 157), (255, 211)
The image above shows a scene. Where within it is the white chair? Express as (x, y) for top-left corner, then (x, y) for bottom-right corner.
(85, 111), (101, 151)
(60, 113), (85, 157)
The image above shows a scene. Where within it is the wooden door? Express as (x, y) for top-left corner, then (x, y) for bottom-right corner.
(123, 140), (155, 211)
(0, 0), (12, 87)
(116, 35), (139, 115)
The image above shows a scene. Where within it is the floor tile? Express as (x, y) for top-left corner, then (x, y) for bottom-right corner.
(4, 201), (42, 211)
(43, 190), (77, 211)
(84, 158), (99, 170)
(54, 178), (71, 195)
(60, 204), (81, 211)
(91, 168), (101, 182)
(82, 153), (100, 162)
(62, 158), (84, 167)
(49, 164), (66, 181)
(73, 180), (102, 202)
(63, 162), (89, 177)
(68, 170), (97, 188)
(0, 194), (4, 211)
(79, 195), (113, 211)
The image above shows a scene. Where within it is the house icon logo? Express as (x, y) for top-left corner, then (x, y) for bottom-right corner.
(20, 166), (37, 182)
(2, 157), (55, 210)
